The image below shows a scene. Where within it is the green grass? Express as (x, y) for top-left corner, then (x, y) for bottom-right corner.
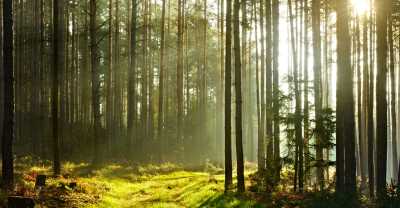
(7, 158), (263, 208)
(82, 165), (262, 208)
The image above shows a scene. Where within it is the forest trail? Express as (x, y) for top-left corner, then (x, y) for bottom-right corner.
(84, 166), (259, 208)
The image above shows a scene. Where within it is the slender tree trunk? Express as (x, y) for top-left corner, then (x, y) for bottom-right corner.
(376, 0), (389, 199)
(234, 0), (244, 192)
(2, 0), (14, 190)
(177, 0), (184, 159)
(158, 0), (166, 159)
(52, 0), (61, 176)
(288, 0), (302, 192)
(272, 0), (280, 183)
(265, 0), (273, 167)
(362, 12), (369, 191)
(338, 0), (357, 194)
(128, 0), (138, 158)
(312, 0), (324, 190)
(303, 0), (310, 187)
(106, 0), (113, 155)
(388, 10), (398, 181)
(368, 0), (375, 197)
(258, 0), (266, 171)
(224, 0), (233, 191)
(90, 0), (101, 164)
(356, 16), (366, 188)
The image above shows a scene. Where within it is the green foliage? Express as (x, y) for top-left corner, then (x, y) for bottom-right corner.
(302, 191), (360, 208)
(378, 182), (400, 208)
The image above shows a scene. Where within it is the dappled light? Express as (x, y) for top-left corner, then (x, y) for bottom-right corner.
(1, 0), (400, 207)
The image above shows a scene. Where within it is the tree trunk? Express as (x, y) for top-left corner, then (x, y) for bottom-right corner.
(265, 0), (273, 168)
(224, 0), (233, 191)
(128, 0), (138, 158)
(388, 10), (398, 181)
(90, 0), (101, 164)
(288, 0), (302, 192)
(303, 0), (310, 187)
(375, 0), (389, 199)
(51, 0), (62, 176)
(362, 12), (369, 191)
(2, 0), (14, 190)
(177, 0), (184, 159)
(337, 0), (357, 194)
(272, 0), (280, 183)
(234, 0), (244, 192)
(258, 0), (266, 171)
(368, 0), (375, 197)
(312, 0), (324, 190)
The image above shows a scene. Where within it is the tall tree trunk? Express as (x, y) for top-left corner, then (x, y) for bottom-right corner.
(224, 0), (233, 191)
(376, 0), (389, 199)
(265, 0), (273, 168)
(312, 0), (323, 190)
(303, 0), (310, 187)
(128, 0), (138, 158)
(52, 0), (61, 176)
(362, 12), (369, 191)
(272, 0), (280, 183)
(288, 0), (302, 192)
(90, 0), (101, 164)
(2, 0), (14, 190)
(337, 0), (356, 194)
(258, 0), (266, 171)
(368, 0), (375, 197)
(106, 0), (113, 155)
(216, 0), (224, 163)
(388, 10), (398, 181)
(177, 0), (184, 158)
(356, 15), (366, 188)
(158, 0), (166, 159)
(234, 0), (244, 192)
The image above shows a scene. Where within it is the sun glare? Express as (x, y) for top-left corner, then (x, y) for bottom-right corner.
(351, 0), (370, 14)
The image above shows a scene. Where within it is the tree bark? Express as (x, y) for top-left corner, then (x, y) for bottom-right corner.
(376, 0), (389, 199)
(90, 0), (101, 164)
(312, 0), (324, 190)
(336, 0), (357, 193)
(2, 0), (14, 190)
(234, 0), (244, 192)
(224, 0), (233, 191)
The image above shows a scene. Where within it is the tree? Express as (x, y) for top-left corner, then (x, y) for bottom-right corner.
(288, 0), (302, 192)
(362, 11), (369, 190)
(376, 0), (389, 199)
(128, 0), (138, 157)
(52, 0), (62, 175)
(234, 0), (244, 192)
(224, 0), (233, 191)
(303, 0), (310, 186)
(90, 0), (101, 164)
(2, 0), (14, 190)
(272, 0), (280, 182)
(312, 0), (323, 190)
(265, 0), (273, 167)
(158, 0), (166, 157)
(388, 7), (397, 180)
(258, 0), (266, 171)
(177, 0), (184, 158)
(336, 0), (356, 194)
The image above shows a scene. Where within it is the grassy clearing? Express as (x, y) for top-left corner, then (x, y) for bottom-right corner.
(3, 158), (263, 208)
(83, 167), (261, 208)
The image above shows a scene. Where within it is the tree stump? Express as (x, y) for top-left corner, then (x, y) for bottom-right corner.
(35, 175), (46, 188)
(7, 196), (35, 208)
(69, 182), (77, 189)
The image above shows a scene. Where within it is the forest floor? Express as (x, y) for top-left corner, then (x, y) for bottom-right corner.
(0, 157), (380, 208)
